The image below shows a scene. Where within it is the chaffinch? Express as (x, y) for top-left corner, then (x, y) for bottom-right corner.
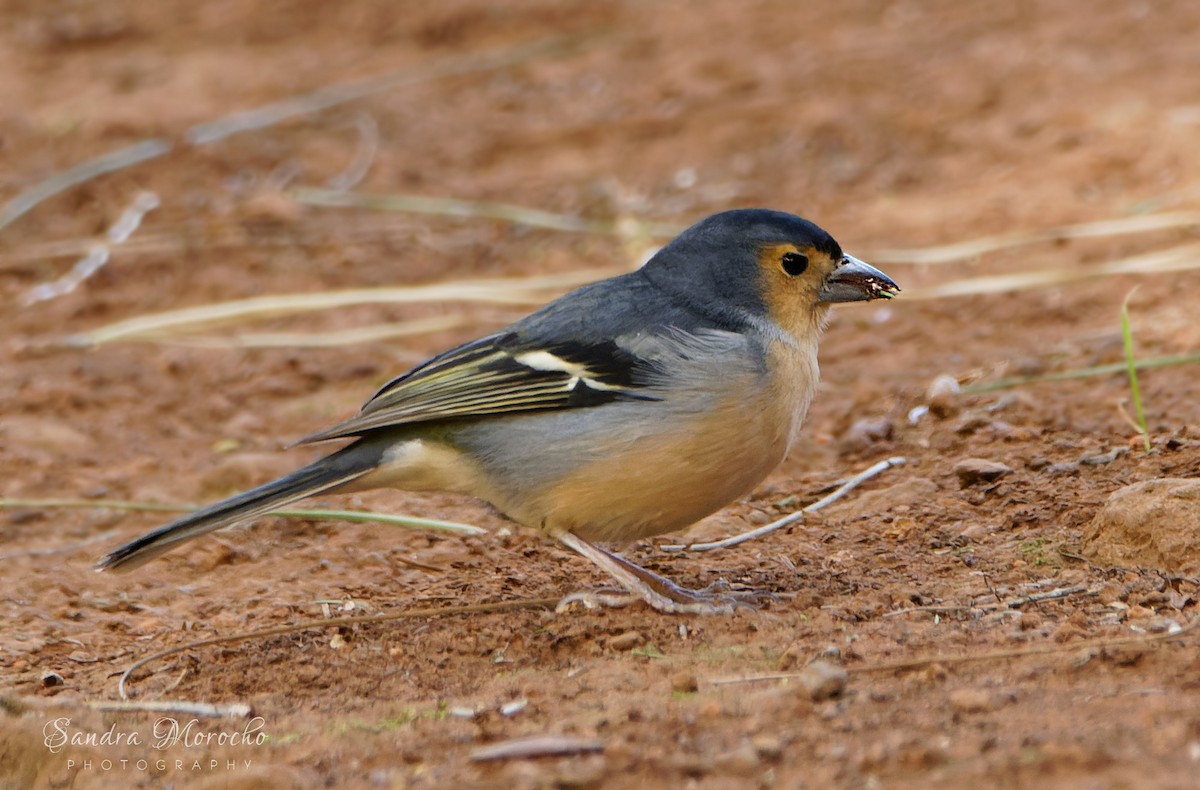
(98, 208), (898, 614)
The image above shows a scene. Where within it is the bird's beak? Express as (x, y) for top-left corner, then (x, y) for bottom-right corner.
(818, 254), (900, 303)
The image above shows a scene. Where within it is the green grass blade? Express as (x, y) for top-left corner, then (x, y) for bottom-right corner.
(0, 498), (485, 535)
(1121, 291), (1152, 453)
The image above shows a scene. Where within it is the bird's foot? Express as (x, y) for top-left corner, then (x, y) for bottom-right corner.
(554, 532), (765, 615)
(552, 578), (748, 614)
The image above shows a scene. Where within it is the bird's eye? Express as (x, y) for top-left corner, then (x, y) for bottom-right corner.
(780, 251), (809, 276)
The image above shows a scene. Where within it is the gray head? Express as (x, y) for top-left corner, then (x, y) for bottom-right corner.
(640, 209), (898, 333)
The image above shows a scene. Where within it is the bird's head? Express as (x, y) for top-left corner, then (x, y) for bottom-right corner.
(642, 208), (898, 337)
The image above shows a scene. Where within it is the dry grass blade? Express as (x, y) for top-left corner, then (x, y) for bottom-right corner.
(292, 187), (682, 238)
(67, 271), (619, 346)
(661, 456), (905, 553)
(869, 212), (1200, 265)
(0, 140), (172, 234)
(153, 316), (475, 349)
(903, 242), (1200, 300)
(22, 191), (161, 306)
(88, 701), (253, 718)
(66, 242), (1200, 347)
(469, 736), (605, 762)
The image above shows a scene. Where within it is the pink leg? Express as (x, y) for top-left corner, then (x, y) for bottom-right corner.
(556, 532), (753, 615)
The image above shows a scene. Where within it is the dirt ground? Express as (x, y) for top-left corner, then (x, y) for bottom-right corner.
(3, 1), (1200, 788)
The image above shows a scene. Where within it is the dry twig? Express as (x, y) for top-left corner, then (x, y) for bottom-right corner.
(661, 456), (906, 553)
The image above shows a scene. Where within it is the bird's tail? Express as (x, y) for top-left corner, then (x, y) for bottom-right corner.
(96, 442), (381, 573)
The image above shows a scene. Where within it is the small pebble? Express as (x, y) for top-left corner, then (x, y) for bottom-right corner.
(958, 523), (990, 542)
(948, 688), (994, 714)
(1147, 617), (1182, 635)
(1079, 447), (1128, 466)
(41, 672), (65, 688)
(500, 699), (528, 716)
(926, 374), (960, 399)
(929, 392), (960, 419)
(670, 670), (699, 693)
(798, 660), (847, 701)
(953, 458), (1014, 487)
(841, 416), (894, 452)
(751, 734), (784, 760)
(953, 413), (991, 434)
(608, 631), (644, 651)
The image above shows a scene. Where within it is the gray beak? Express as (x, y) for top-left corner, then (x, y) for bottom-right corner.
(818, 254), (900, 303)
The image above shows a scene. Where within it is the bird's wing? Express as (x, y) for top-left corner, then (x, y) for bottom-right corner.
(296, 331), (663, 444)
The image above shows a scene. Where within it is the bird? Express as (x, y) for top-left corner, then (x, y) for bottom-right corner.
(96, 208), (898, 614)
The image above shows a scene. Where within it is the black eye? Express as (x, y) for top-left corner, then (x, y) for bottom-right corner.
(781, 251), (809, 276)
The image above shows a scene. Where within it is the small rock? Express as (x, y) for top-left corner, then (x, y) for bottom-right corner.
(953, 458), (1013, 487)
(926, 374), (961, 399)
(1147, 617), (1182, 635)
(840, 416), (893, 453)
(500, 699), (528, 716)
(928, 392), (960, 420)
(948, 688), (994, 714)
(958, 523), (990, 542)
(41, 672), (65, 688)
(670, 670), (698, 693)
(797, 660), (847, 701)
(1079, 447), (1128, 466)
(751, 734), (784, 760)
(819, 645), (842, 663)
(907, 405), (930, 425)
(952, 413), (992, 435)
(1081, 479), (1200, 575)
(608, 631), (644, 651)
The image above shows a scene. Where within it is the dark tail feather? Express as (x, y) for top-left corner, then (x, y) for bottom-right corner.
(96, 444), (380, 573)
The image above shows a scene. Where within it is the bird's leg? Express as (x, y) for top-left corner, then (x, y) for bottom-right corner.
(555, 532), (752, 615)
